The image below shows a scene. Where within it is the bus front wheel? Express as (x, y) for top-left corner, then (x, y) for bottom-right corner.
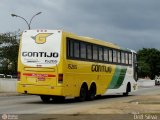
(123, 83), (131, 96)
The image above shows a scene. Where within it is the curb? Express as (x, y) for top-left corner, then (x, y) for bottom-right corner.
(0, 92), (22, 97)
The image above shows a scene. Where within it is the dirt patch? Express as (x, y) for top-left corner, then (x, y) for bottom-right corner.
(128, 96), (160, 105)
(75, 95), (160, 114)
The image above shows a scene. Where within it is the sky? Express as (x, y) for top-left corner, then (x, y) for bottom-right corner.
(1, 0), (160, 50)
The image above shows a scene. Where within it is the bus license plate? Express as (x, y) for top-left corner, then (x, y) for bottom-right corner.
(37, 76), (45, 81)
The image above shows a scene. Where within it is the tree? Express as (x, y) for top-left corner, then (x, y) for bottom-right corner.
(137, 48), (160, 79)
(0, 30), (20, 75)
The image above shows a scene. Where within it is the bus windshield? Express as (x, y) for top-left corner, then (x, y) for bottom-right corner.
(21, 30), (62, 67)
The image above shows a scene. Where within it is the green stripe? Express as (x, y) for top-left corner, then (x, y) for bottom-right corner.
(108, 66), (127, 89)
(108, 66), (121, 89)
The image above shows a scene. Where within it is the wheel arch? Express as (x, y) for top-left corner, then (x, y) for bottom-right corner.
(80, 82), (88, 91)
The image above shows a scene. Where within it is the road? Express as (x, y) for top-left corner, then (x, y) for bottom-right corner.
(0, 86), (159, 120)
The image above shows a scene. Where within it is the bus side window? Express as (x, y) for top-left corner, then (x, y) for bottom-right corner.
(134, 53), (137, 62)
(109, 49), (113, 62)
(80, 42), (87, 59)
(129, 53), (132, 65)
(125, 53), (129, 64)
(121, 52), (125, 64)
(113, 50), (117, 63)
(87, 44), (92, 60)
(93, 45), (98, 60)
(98, 47), (103, 61)
(74, 42), (80, 58)
(104, 48), (108, 62)
(67, 39), (74, 58)
(117, 51), (121, 63)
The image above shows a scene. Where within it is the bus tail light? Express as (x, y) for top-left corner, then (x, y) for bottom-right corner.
(58, 74), (63, 83)
(17, 72), (21, 81)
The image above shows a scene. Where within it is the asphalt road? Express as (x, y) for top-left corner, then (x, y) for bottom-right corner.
(0, 86), (159, 115)
(0, 86), (160, 114)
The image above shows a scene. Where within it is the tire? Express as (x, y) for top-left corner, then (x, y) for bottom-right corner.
(87, 84), (96, 101)
(40, 95), (51, 103)
(76, 84), (88, 102)
(123, 83), (130, 96)
(52, 96), (65, 103)
(123, 91), (129, 96)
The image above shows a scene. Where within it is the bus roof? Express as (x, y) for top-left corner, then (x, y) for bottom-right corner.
(23, 29), (133, 52)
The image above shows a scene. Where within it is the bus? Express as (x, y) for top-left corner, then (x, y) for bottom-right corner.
(17, 30), (138, 102)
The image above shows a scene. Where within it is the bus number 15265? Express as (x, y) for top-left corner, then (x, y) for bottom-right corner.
(68, 64), (77, 69)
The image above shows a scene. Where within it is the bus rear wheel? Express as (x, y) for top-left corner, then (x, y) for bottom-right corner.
(40, 95), (51, 103)
(76, 84), (88, 102)
(87, 83), (96, 101)
(52, 96), (65, 103)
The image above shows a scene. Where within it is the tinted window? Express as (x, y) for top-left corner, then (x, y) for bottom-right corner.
(93, 45), (98, 60)
(98, 47), (103, 61)
(67, 38), (132, 66)
(109, 49), (113, 62)
(67, 39), (74, 57)
(121, 52), (125, 64)
(129, 53), (132, 65)
(125, 53), (129, 64)
(74, 42), (80, 58)
(87, 44), (92, 60)
(113, 50), (117, 63)
(117, 51), (121, 63)
(134, 53), (137, 62)
(104, 48), (108, 62)
(80, 42), (86, 59)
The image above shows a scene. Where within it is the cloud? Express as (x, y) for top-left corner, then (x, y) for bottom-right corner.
(1, 0), (160, 50)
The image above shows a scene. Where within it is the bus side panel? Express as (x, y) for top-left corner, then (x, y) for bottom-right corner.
(105, 66), (138, 94)
(62, 60), (116, 97)
(61, 33), (117, 97)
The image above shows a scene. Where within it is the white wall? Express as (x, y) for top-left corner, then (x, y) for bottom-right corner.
(0, 78), (17, 92)
(138, 79), (155, 87)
